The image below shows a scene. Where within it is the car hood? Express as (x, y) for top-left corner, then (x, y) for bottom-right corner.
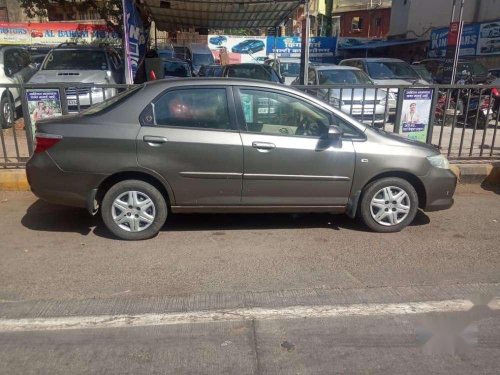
(29, 70), (109, 84)
(372, 78), (428, 85)
(367, 127), (439, 154)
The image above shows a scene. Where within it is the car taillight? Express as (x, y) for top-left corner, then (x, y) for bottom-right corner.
(34, 133), (62, 153)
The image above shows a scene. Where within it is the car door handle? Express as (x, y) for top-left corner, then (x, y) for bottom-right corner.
(143, 135), (168, 145)
(252, 142), (276, 150)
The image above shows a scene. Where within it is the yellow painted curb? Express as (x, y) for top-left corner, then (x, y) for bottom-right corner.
(0, 170), (30, 191)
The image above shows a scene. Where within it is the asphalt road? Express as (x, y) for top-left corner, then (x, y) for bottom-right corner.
(0, 185), (499, 374)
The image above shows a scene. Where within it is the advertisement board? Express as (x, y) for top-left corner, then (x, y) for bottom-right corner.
(398, 88), (434, 143)
(266, 36), (336, 60)
(429, 20), (500, 57)
(207, 35), (267, 64)
(0, 22), (119, 45)
(123, 0), (150, 82)
(25, 89), (63, 138)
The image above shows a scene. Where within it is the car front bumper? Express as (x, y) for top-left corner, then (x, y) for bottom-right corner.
(420, 167), (457, 212)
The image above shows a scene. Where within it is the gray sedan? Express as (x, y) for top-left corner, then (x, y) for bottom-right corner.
(27, 79), (456, 240)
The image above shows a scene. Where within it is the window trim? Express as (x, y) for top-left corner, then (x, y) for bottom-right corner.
(142, 85), (239, 133)
(233, 86), (367, 141)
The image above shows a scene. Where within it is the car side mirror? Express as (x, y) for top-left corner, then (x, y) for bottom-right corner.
(328, 125), (343, 140)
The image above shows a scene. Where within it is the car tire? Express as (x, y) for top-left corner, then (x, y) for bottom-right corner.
(0, 95), (14, 129)
(101, 180), (167, 240)
(359, 177), (419, 233)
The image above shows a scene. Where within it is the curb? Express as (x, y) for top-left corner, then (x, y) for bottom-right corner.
(0, 164), (499, 192)
(0, 169), (30, 191)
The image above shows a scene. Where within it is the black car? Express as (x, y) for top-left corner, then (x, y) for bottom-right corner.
(414, 58), (490, 84)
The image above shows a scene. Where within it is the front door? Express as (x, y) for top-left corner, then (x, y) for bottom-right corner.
(235, 87), (356, 206)
(137, 86), (243, 205)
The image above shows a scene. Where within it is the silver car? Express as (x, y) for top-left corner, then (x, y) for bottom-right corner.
(293, 65), (389, 126)
(28, 44), (123, 111)
(27, 79), (456, 240)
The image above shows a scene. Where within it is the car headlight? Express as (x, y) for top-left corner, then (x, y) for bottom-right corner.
(427, 154), (450, 169)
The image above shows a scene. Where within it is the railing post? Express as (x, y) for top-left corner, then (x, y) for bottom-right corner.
(426, 86), (439, 144)
(19, 85), (34, 155)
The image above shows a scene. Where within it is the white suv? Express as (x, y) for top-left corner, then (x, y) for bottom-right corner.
(0, 46), (37, 128)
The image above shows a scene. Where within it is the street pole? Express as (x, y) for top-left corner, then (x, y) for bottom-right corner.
(122, 0), (133, 84)
(299, 0), (310, 85)
(450, 0), (465, 84)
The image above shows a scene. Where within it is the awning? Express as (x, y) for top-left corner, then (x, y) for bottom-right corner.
(141, 0), (302, 31)
(341, 39), (426, 50)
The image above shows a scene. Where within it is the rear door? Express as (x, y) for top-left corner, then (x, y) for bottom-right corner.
(136, 86), (243, 205)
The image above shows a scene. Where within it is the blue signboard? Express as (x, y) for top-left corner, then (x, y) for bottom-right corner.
(123, 0), (149, 82)
(266, 37), (337, 62)
(429, 23), (480, 58)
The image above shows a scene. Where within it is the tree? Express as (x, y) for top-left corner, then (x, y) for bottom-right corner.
(19, 0), (124, 35)
(324, 0), (334, 37)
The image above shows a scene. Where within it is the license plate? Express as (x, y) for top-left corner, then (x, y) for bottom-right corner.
(67, 99), (77, 106)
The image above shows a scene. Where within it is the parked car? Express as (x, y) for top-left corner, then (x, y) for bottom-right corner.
(28, 43), (124, 111)
(205, 63), (282, 83)
(173, 46), (189, 60)
(27, 78), (456, 240)
(231, 39), (265, 54)
(0, 46), (37, 128)
(265, 58), (303, 85)
(161, 57), (192, 78)
(411, 64), (435, 83)
(480, 23), (500, 38)
(489, 68), (500, 79)
(25, 44), (53, 68)
(293, 65), (389, 126)
(157, 47), (175, 59)
(481, 39), (500, 54)
(187, 43), (215, 76)
(413, 58), (490, 84)
(209, 35), (227, 46)
(198, 64), (223, 77)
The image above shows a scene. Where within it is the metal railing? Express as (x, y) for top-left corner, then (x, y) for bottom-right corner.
(294, 83), (500, 161)
(0, 82), (499, 168)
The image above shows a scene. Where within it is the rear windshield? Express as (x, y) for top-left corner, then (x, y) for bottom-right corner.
(280, 62), (300, 77)
(318, 69), (373, 84)
(82, 86), (142, 116)
(43, 50), (108, 70)
(164, 61), (191, 77)
(367, 61), (420, 80)
(193, 53), (214, 66)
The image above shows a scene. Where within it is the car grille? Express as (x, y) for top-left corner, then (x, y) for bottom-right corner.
(65, 87), (90, 95)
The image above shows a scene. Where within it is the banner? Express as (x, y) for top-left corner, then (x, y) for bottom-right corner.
(0, 22), (119, 45)
(25, 89), (63, 138)
(207, 35), (267, 64)
(398, 89), (434, 143)
(123, 0), (149, 82)
(266, 36), (336, 60)
(428, 20), (500, 58)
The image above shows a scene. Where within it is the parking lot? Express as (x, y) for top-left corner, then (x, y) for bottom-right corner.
(1, 185), (500, 373)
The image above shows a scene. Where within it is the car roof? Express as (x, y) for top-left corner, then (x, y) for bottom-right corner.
(342, 58), (406, 63)
(161, 57), (189, 63)
(225, 63), (266, 68)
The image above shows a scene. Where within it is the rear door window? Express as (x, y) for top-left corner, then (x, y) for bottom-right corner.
(153, 88), (233, 130)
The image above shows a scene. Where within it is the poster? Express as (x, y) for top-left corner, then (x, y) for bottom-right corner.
(25, 89), (63, 138)
(398, 89), (434, 143)
(0, 22), (119, 45)
(207, 35), (267, 64)
(477, 21), (500, 56)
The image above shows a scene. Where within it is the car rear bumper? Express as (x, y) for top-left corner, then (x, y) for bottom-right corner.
(26, 152), (105, 209)
(420, 167), (457, 212)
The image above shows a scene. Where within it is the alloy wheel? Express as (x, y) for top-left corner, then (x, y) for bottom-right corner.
(112, 191), (156, 232)
(370, 186), (411, 226)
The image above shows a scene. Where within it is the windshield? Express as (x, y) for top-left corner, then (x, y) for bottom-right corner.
(459, 62), (488, 76)
(412, 66), (433, 82)
(164, 61), (191, 77)
(193, 53), (214, 66)
(318, 69), (373, 84)
(82, 86), (141, 116)
(43, 50), (108, 70)
(367, 61), (419, 80)
(279, 62), (300, 77)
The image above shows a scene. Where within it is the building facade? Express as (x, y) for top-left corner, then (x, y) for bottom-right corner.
(333, 0), (392, 38)
(389, 0), (500, 39)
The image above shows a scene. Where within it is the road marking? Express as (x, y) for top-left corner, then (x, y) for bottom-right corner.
(1, 298), (499, 333)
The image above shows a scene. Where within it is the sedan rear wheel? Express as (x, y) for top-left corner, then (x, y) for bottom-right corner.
(359, 177), (418, 233)
(101, 180), (167, 240)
